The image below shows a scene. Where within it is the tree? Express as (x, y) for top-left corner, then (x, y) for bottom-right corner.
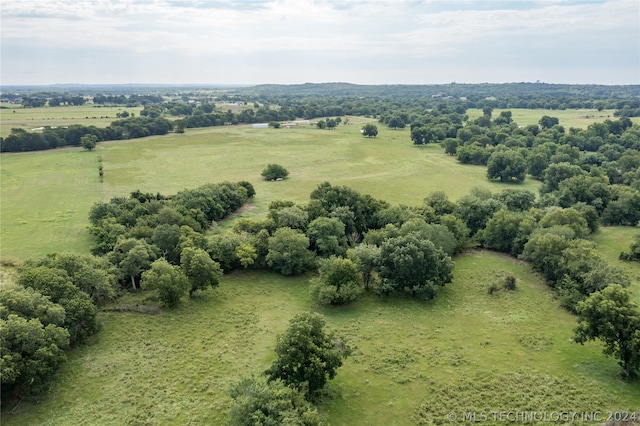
(494, 188), (536, 212)
(540, 162), (586, 193)
(0, 314), (70, 395)
(575, 284), (640, 379)
(377, 233), (454, 300)
(0, 286), (66, 328)
(306, 217), (347, 257)
(310, 256), (361, 305)
(539, 115), (560, 129)
(443, 138), (459, 156)
(482, 210), (523, 254)
(29, 252), (118, 305)
(347, 243), (381, 291)
(486, 150), (527, 182)
(521, 230), (571, 283)
(266, 228), (315, 276)
(271, 205), (308, 231)
(235, 242), (258, 268)
(141, 259), (190, 307)
(539, 207), (590, 238)
(208, 231), (244, 271)
(152, 223), (181, 263)
(388, 115), (405, 129)
(361, 123), (378, 137)
(266, 312), (350, 398)
(261, 164), (289, 181)
(411, 126), (432, 145)
(17, 266), (100, 344)
(228, 376), (321, 426)
(109, 238), (159, 289)
(80, 134), (97, 151)
(424, 191), (456, 216)
(455, 194), (504, 235)
(399, 219), (458, 256)
(526, 151), (549, 180)
(180, 247), (222, 296)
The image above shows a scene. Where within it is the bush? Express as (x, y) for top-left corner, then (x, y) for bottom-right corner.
(501, 273), (517, 291)
(261, 163), (289, 181)
(228, 376), (321, 426)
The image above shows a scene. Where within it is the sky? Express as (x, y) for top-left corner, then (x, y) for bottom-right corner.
(1, 0), (639, 86)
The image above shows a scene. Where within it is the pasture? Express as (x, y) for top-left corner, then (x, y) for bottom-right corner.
(0, 105), (144, 137)
(1, 112), (639, 425)
(466, 108), (621, 129)
(1, 120), (541, 261)
(2, 251), (638, 425)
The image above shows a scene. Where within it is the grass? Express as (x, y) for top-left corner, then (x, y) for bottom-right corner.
(590, 226), (640, 303)
(1, 120), (541, 261)
(2, 113), (639, 424)
(0, 149), (99, 260)
(0, 105), (144, 137)
(466, 108), (630, 129)
(2, 252), (638, 425)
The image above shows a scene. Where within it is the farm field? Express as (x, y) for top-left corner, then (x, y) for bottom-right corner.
(2, 119), (541, 261)
(2, 251), (639, 425)
(0, 105), (144, 137)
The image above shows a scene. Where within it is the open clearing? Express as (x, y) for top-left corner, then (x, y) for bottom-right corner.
(3, 251), (638, 425)
(465, 108), (622, 129)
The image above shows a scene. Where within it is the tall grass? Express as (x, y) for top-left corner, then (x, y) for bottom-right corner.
(2, 253), (637, 425)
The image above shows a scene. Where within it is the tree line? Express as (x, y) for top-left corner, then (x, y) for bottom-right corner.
(0, 116), (173, 152)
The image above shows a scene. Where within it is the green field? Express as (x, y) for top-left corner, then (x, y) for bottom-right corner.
(466, 108), (625, 129)
(1, 120), (541, 261)
(0, 105), (144, 137)
(2, 114), (639, 425)
(2, 252), (638, 425)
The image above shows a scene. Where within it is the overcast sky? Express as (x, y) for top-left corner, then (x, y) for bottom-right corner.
(1, 0), (638, 86)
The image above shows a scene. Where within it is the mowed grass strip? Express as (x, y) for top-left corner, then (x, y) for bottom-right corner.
(3, 252), (638, 425)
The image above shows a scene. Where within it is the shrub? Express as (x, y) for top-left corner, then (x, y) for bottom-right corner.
(501, 273), (517, 291)
(228, 376), (321, 426)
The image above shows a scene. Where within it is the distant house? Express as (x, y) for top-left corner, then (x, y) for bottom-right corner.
(252, 123), (269, 129)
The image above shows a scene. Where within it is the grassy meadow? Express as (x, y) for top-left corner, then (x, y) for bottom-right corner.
(0, 105), (144, 138)
(466, 108), (623, 129)
(1, 110), (640, 424)
(3, 252), (638, 425)
(2, 119), (541, 261)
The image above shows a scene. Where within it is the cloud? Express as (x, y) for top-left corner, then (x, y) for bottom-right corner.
(1, 0), (638, 84)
